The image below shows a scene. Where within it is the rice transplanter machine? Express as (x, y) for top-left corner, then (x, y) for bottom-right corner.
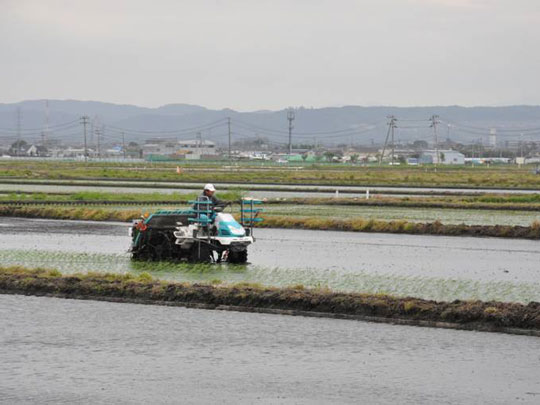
(129, 197), (263, 263)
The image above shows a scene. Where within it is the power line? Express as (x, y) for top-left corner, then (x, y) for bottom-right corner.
(0, 124), (81, 138)
(395, 125), (432, 129)
(0, 118), (80, 133)
(444, 125), (540, 138)
(440, 118), (540, 133)
(233, 119), (380, 139)
(104, 118), (229, 135)
(233, 117), (381, 136)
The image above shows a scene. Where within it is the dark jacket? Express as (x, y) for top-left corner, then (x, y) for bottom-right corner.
(193, 192), (225, 210)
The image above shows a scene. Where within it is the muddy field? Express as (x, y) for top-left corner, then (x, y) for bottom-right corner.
(1, 217), (539, 303)
(1, 294), (539, 404)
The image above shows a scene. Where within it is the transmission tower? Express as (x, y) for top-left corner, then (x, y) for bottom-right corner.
(80, 116), (89, 162)
(42, 100), (49, 147)
(90, 116), (97, 144)
(430, 115), (440, 165)
(122, 132), (126, 160)
(287, 108), (295, 155)
(227, 117), (232, 161)
(196, 131), (203, 156)
(16, 107), (22, 156)
(95, 127), (102, 159)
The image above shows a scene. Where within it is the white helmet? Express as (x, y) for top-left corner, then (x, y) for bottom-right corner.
(204, 183), (216, 192)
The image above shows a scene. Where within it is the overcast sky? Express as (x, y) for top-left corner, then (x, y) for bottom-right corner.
(1, 0), (540, 110)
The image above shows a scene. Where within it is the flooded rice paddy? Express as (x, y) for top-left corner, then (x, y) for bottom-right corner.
(2, 180), (540, 201)
(1, 217), (539, 303)
(7, 200), (539, 226)
(4, 178), (540, 194)
(0, 182), (404, 199)
(261, 204), (540, 226)
(1, 294), (540, 404)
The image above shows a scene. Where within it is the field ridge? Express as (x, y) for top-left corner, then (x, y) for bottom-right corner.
(1, 266), (539, 336)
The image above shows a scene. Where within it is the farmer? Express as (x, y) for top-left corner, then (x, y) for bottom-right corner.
(199, 183), (226, 208)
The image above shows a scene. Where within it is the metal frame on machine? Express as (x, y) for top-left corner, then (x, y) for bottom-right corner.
(188, 196), (213, 243)
(240, 198), (263, 237)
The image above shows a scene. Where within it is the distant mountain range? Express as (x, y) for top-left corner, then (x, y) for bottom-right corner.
(1, 100), (539, 147)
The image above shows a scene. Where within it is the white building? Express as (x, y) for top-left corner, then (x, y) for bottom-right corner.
(177, 140), (216, 156)
(420, 150), (465, 165)
(142, 139), (216, 159)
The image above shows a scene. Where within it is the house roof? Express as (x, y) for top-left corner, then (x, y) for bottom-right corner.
(177, 140), (215, 146)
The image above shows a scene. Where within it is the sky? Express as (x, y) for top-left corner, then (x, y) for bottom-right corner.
(1, 0), (540, 111)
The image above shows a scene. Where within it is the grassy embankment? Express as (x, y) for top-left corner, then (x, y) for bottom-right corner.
(0, 190), (244, 203)
(1, 205), (539, 239)
(1, 160), (539, 188)
(1, 190), (540, 211)
(1, 266), (538, 335)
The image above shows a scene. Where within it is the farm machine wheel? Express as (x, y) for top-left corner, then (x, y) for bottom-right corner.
(189, 242), (213, 263)
(228, 250), (248, 264)
(146, 231), (173, 261)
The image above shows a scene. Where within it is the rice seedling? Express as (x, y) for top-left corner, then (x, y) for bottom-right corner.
(1, 265), (538, 334)
(0, 205), (538, 238)
(1, 248), (539, 303)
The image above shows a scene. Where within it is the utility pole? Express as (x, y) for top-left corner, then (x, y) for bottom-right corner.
(196, 131), (202, 157)
(43, 100), (49, 147)
(227, 117), (231, 161)
(390, 118), (396, 165)
(287, 108), (295, 155)
(380, 116), (396, 165)
(16, 107), (21, 156)
(90, 117), (95, 144)
(430, 115), (440, 166)
(380, 119), (391, 165)
(95, 127), (101, 159)
(81, 116), (89, 162)
(122, 132), (126, 160)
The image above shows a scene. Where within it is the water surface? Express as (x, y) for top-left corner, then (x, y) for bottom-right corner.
(1, 217), (539, 302)
(1, 294), (539, 404)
